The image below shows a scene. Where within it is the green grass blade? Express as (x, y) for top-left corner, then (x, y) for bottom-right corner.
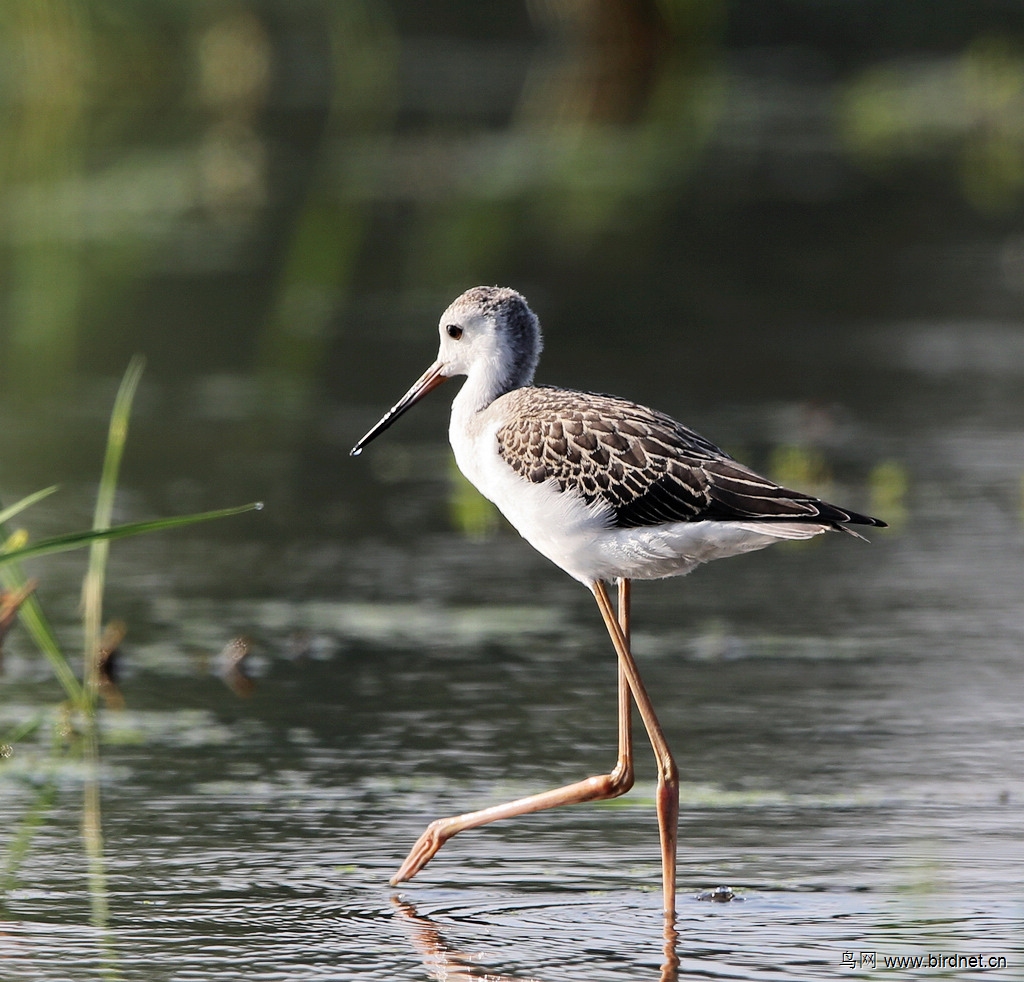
(84, 356), (145, 699)
(0, 489), (82, 704)
(80, 357), (145, 945)
(0, 568), (84, 704)
(0, 487), (59, 526)
(0, 714), (45, 747)
(0, 502), (263, 566)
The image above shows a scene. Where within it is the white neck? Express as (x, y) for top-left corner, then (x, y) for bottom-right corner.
(451, 357), (519, 418)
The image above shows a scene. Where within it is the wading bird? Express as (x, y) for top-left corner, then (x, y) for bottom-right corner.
(351, 286), (885, 915)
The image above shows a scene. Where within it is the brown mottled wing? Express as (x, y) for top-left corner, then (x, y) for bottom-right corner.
(495, 387), (885, 531)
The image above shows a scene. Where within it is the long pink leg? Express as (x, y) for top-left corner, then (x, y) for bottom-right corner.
(390, 580), (636, 887)
(615, 578), (633, 800)
(592, 579), (679, 918)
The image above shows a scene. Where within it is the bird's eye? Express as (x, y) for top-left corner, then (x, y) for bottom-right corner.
(446, 324), (463, 340)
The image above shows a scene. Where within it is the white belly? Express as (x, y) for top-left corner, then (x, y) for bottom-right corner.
(450, 414), (829, 586)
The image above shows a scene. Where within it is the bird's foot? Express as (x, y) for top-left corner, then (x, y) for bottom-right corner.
(390, 819), (451, 886)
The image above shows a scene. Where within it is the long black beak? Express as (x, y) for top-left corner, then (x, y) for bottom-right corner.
(350, 360), (449, 456)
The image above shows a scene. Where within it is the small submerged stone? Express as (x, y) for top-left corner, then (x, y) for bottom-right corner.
(695, 885), (742, 903)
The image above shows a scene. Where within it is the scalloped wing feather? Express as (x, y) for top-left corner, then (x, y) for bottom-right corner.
(495, 386), (882, 532)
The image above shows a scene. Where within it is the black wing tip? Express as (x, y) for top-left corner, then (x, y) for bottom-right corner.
(842, 511), (887, 529)
(831, 510), (886, 541)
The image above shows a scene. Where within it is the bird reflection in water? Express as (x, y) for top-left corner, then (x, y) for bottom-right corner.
(392, 896), (680, 982)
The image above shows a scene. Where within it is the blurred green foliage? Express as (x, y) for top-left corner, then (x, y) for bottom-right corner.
(1, 0), (1019, 400)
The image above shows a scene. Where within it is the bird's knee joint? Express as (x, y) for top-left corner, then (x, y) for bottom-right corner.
(609, 760), (635, 796)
